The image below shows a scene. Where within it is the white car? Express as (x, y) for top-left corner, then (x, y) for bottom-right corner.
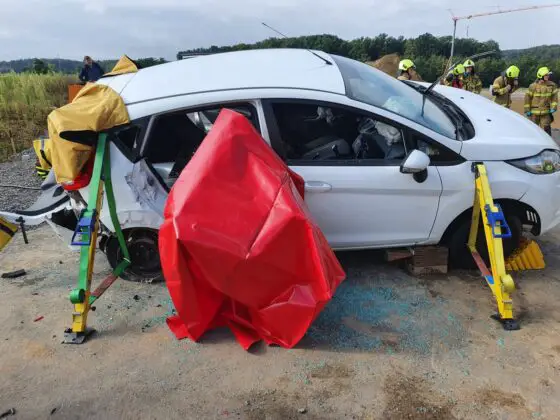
(3, 49), (560, 281)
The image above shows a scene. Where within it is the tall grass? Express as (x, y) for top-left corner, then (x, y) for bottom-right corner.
(0, 73), (75, 162)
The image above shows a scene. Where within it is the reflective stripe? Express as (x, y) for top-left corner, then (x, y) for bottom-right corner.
(532, 92), (554, 97)
(532, 109), (552, 115)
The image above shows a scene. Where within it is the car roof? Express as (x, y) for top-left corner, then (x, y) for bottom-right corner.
(101, 49), (346, 105)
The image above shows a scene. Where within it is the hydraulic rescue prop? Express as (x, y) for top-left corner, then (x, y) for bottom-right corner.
(64, 133), (131, 344)
(468, 163), (519, 331)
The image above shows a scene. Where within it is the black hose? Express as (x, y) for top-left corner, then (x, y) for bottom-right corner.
(0, 184), (41, 190)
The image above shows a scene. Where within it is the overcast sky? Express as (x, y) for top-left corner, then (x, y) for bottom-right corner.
(1, 0), (559, 61)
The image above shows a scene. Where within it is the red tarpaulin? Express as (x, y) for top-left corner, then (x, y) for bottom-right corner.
(159, 110), (345, 350)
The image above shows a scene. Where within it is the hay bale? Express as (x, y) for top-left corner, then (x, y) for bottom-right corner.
(366, 53), (423, 81)
(367, 53), (401, 77)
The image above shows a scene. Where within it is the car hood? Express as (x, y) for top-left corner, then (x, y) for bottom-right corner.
(425, 84), (559, 160)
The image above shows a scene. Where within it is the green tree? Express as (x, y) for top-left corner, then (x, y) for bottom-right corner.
(30, 58), (50, 74)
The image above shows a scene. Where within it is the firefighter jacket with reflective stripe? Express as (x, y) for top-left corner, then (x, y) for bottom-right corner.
(492, 75), (518, 107)
(525, 80), (558, 115)
(463, 74), (482, 94)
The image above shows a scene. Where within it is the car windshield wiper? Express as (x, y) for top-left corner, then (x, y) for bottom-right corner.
(424, 50), (497, 97)
(420, 50), (496, 120)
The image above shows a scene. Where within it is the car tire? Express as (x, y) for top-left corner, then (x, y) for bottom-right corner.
(447, 213), (522, 269)
(104, 228), (164, 283)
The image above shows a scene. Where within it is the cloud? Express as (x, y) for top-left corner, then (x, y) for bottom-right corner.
(0, 0), (558, 60)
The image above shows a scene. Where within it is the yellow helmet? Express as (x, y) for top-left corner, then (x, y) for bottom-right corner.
(453, 64), (465, 76)
(399, 59), (415, 71)
(537, 66), (551, 79)
(506, 65), (520, 79)
(463, 59), (475, 68)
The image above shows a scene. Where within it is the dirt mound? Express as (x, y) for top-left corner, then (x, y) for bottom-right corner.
(367, 53), (401, 77)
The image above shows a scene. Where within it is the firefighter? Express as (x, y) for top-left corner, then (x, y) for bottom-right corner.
(463, 59), (482, 94)
(492, 65), (520, 108)
(397, 59), (417, 81)
(524, 67), (558, 135)
(443, 64), (465, 88)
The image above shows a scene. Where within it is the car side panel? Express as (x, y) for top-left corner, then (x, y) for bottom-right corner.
(430, 161), (533, 243)
(518, 171), (560, 235)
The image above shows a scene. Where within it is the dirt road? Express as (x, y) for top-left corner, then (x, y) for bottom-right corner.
(2, 226), (560, 419)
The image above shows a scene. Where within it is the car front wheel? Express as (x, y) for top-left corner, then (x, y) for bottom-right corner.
(103, 228), (164, 283)
(447, 214), (522, 269)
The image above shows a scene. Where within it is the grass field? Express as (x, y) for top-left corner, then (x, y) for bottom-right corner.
(0, 73), (74, 162)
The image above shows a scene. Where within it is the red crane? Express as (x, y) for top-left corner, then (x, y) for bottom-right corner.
(449, 3), (560, 62)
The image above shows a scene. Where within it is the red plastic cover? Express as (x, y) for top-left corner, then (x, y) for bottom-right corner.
(159, 110), (345, 349)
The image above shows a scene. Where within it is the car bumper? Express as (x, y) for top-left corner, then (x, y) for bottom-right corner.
(520, 171), (560, 235)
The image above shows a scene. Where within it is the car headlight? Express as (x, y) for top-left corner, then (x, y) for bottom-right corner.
(508, 149), (560, 174)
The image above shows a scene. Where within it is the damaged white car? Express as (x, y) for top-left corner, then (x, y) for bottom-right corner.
(3, 49), (560, 281)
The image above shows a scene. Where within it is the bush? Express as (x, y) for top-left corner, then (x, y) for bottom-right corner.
(0, 72), (75, 161)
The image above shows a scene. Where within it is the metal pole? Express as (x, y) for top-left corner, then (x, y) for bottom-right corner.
(450, 19), (457, 65)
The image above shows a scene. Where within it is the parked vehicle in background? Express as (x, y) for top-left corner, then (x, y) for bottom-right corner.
(2, 49), (560, 281)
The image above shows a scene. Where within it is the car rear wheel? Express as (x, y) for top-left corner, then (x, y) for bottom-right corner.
(103, 228), (164, 283)
(447, 214), (522, 269)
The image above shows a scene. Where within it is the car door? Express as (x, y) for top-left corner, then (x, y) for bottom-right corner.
(262, 99), (444, 249)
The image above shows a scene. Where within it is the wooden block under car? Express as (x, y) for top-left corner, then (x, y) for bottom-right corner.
(406, 246), (449, 275)
(384, 248), (414, 262)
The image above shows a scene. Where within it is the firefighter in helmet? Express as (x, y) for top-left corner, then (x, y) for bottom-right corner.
(397, 59), (418, 81)
(462, 59), (482, 94)
(492, 65), (520, 108)
(443, 64), (465, 89)
(524, 67), (558, 135)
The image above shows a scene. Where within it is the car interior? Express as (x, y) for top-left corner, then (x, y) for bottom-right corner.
(271, 103), (406, 162)
(144, 105), (258, 187)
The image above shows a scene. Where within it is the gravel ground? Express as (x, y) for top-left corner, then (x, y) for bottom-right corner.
(2, 226), (560, 419)
(0, 149), (42, 213)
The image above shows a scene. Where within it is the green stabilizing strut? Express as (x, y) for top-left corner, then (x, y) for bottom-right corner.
(69, 133), (132, 306)
(70, 133), (108, 304)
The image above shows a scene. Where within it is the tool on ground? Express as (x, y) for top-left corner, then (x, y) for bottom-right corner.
(1, 269), (26, 279)
(0, 216), (18, 252)
(468, 163), (519, 331)
(63, 133), (131, 344)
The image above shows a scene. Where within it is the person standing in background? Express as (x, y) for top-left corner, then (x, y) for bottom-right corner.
(443, 64), (465, 89)
(524, 67), (558, 135)
(462, 60), (482, 94)
(79, 56), (104, 83)
(397, 59), (422, 81)
(491, 66), (520, 108)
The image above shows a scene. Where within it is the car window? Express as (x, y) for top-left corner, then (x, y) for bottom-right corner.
(407, 131), (464, 165)
(143, 103), (259, 185)
(110, 117), (149, 161)
(332, 55), (457, 140)
(269, 102), (407, 164)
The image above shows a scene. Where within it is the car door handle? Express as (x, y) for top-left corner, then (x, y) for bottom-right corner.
(304, 181), (332, 193)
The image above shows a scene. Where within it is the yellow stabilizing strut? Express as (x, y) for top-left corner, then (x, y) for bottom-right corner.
(468, 164), (519, 331)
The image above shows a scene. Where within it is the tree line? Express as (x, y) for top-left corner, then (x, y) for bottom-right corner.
(0, 57), (167, 76)
(179, 33), (560, 87)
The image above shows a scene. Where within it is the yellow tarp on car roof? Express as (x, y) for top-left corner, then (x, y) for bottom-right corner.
(104, 55), (139, 77)
(47, 83), (130, 184)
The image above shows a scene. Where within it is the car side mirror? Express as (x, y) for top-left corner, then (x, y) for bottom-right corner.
(400, 150), (430, 183)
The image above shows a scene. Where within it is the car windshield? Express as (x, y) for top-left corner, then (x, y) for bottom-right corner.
(332, 55), (457, 139)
